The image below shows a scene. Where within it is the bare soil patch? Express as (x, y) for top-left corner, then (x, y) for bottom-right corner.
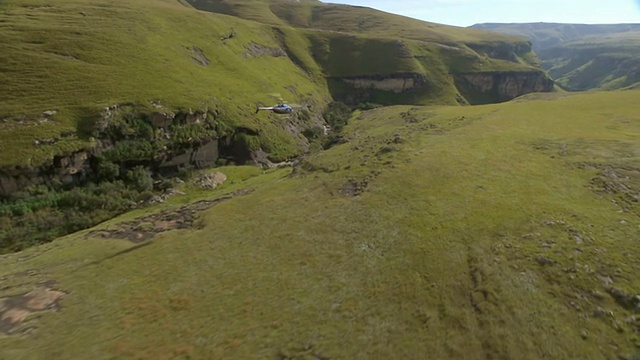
(0, 286), (66, 335)
(340, 170), (382, 197)
(87, 189), (254, 242)
(243, 43), (286, 58)
(190, 47), (210, 66)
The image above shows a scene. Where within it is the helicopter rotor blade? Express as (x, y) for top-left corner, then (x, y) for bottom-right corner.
(267, 93), (284, 102)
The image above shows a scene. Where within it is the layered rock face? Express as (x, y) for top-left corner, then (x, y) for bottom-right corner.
(340, 73), (426, 93)
(454, 71), (554, 104)
(0, 107), (222, 197)
(0, 151), (92, 196)
(0, 140), (220, 197)
(333, 70), (553, 105)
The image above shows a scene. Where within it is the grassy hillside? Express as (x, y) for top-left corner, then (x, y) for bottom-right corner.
(0, 0), (329, 167)
(471, 23), (640, 52)
(471, 23), (640, 90)
(185, 0), (549, 107)
(192, 0), (522, 43)
(540, 33), (640, 90)
(2, 89), (640, 359)
(189, 0), (540, 67)
(0, 0), (551, 170)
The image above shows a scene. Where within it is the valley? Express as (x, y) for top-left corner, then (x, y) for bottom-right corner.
(1, 0), (640, 359)
(2, 90), (640, 358)
(472, 23), (640, 90)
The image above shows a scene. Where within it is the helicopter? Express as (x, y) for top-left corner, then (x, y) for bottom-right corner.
(256, 103), (295, 114)
(255, 93), (302, 114)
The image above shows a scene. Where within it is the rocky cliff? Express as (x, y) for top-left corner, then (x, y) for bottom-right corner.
(470, 23), (640, 90)
(454, 71), (554, 105)
(0, 151), (90, 197)
(0, 106), (221, 197)
(339, 73), (427, 93)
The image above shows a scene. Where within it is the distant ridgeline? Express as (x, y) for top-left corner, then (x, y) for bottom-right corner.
(0, 0), (556, 250)
(186, 0), (553, 107)
(471, 23), (640, 90)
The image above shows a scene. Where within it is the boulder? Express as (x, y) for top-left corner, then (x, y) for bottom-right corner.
(195, 172), (227, 190)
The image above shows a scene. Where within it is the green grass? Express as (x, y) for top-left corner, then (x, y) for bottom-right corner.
(2, 89), (640, 358)
(195, 0), (525, 44)
(0, 0), (553, 168)
(189, 0), (539, 72)
(0, 0), (330, 166)
(472, 23), (640, 90)
(541, 35), (640, 90)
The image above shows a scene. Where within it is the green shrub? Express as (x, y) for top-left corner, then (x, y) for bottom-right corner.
(171, 123), (216, 145)
(357, 102), (383, 110)
(0, 179), (144, 253)
(297, 108), (312, 121)
(126, 166), (154, 192)
(103, 140), (160, 162)
(323, 101), (352, 131)
(302, 126), (324, 140)
(215, 158), (228, 166)
(97, 159), (121, 181)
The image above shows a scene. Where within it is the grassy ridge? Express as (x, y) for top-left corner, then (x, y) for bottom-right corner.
(2, 89), (640, 358)
(471, 23), (640, 90)
(540, 33), (640, 90)
(0, 0), (551, 168)
(198, 0), (524, 44)
(189, 0), (540, 71)
(0, 0), (329, 166)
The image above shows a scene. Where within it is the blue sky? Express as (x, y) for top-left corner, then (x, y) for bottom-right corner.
(329, 0), (640, 27)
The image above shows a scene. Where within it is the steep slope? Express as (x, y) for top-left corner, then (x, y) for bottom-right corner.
(471, 23), (640, 90)
(0, 0), (336, 251)
(0, 0), (554, 250)
(2, 89), (640, 359)
(0, 0), (553, 174)
(0, 0), (330, 169)
(186, 0), (553, 105)
(539, 33), (640, 90)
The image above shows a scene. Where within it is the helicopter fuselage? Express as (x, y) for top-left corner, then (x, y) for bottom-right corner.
(257, 104), (294, 114)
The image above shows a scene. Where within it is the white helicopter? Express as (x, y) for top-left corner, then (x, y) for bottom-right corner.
(255, 93), (302, 114)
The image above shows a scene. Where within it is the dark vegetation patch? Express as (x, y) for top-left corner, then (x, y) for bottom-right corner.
(0, 179), (157, 253)
(0, 104), (231, 254)
(318, 101), (352, 149)
(339, 170), (382, 197)
(86, 188), (253, 243)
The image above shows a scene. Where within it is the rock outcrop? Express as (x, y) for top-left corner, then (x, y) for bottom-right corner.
(454, 71), (554, 104)
(0, 105), (226, 197)
(195, 171), (227, 190)
(339, 73), (427, 93)
(0, 150), (93, 196)
(159, 140), (219, 172)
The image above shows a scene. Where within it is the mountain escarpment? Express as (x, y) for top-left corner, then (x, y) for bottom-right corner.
(470, 23), (640, 90)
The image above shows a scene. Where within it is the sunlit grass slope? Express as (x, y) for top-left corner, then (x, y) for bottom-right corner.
(2, 89), (640, 359)
(185, 0), (545, 107)
(472, 23), (640, 90)
(0, 0), (329, 166)
(187, 0), (541, 70)
(540, 33), (640, 90)
(193, 0), (522, 43)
